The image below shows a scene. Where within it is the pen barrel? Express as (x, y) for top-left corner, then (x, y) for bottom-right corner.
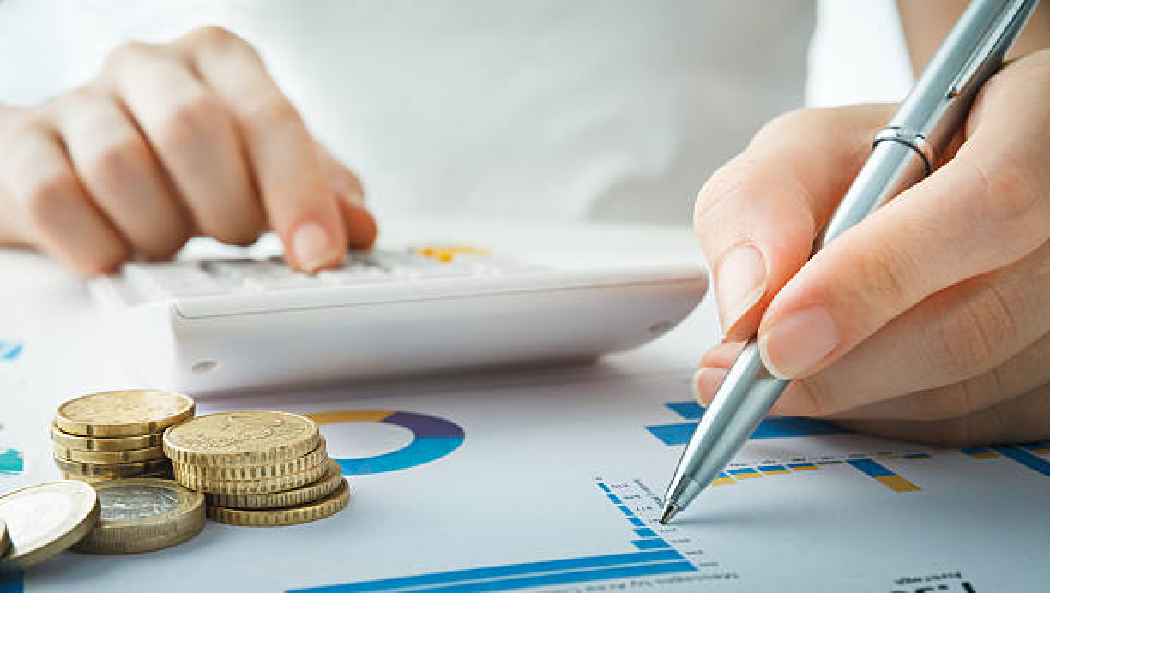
(889, 0), (1037, 166)
(818, 0), (1038, 253)
(665, 343), (789, 507)
(817, 140), (927, 251)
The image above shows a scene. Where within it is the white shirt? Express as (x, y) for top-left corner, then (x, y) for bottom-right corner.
(0, 1), (907, 225)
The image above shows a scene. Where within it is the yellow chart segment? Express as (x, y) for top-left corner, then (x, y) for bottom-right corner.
(307, 410), (396, 425)
(876, 475), (921, 493)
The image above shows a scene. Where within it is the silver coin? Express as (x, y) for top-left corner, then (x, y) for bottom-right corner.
(97, 484), (180, 522)
(0, 481), (99, 569)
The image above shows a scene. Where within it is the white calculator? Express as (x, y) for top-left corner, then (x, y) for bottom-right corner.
(89, 244), (708, 395)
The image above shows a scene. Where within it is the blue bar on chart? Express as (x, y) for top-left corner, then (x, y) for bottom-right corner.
(291, 549), (693, 593)
(758, 464), (788, 475)
(787, 462), (818, 471)
(712, 471), (736, 486)
(645, 402), (846, 446)
(846, 458), (920, 493)
(963, 446), (999, 459)
(727, 467), (760, 480)
(634, 528), (657, 538)
(617, 506), (633, 516)
(995, 446), (1050, 476)
(632, 538), (672, 550)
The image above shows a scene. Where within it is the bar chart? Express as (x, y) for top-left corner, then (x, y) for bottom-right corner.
(713, 452), (924, 492)
(290, 480), (703, 593)
(963, 442), (1049, 476)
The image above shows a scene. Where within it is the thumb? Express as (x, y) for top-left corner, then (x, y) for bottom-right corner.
(693, 104), (893, 341)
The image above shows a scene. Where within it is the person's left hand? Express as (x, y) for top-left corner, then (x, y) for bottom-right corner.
(691, 50), (1050, 446)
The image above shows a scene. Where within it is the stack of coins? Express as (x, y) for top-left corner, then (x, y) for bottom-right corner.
(71, 478), (205, 554)
(163, 411), (349, 527)
(52, 390), (195, 482)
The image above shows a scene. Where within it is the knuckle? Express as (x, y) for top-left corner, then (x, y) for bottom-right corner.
(157, 92), (226, 149)
(748, 107), (822, 148)
(927, 281), (1018, 380)
(967, 156), (1048, 243)
(104, 40), (159, 72)
(80, 137), (152, 186)
(20, 173), (81, 227)
(790, 376), (835, 417)
(692, 153), (759, 235)
(839, 243), (914, 315)
(187, 25), (253, 55)
(243, 96), (303, 129)
(184, 25), (261, 61)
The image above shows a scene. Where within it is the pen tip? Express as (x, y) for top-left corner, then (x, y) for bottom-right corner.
(659, 503), (679, 525)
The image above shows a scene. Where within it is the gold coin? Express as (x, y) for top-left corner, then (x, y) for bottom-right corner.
(71, 478), (205, 554)
(51, 426), (162, 451)
(0, 518), (9, 558)
(173, 459), (328, 495)
(54, 457), (171, 478)
(54, 444), (167, 465)
(0, 481), (99, 570)
(207, 479), (350, 527)
(55, 390), (195, 437)
(206, 460), (343, 509)
(164, 411), (318, 466)
(171, 439), (327, 481)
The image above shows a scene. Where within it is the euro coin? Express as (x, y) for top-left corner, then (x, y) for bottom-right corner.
(206, 460), (343, 509)
(0, 481), (99, 569)
(51, 426), (163, 451)
(56, 390), (195, 437)
(164, 411), (319, 466)
(0, 519), (9, 558)
(53, 445), (166, 465)
(54, 457), (171, 478)
(174, 460), (328, 495)
(207, 479), (350, 527)
(172, 439), (327, 481)
(71, 478), (205, 554)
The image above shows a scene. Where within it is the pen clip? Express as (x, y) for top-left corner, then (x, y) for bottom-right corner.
(948, 0), (1033, 98)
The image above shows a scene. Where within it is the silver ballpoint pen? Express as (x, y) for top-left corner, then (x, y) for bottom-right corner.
(660, 0), (1039, 524)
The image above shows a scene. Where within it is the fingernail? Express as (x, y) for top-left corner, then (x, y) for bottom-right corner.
(692, 368), (708, 405)
(291, 222), (339, 272)
(692, 367), (725, 405)
(715, 244), (768, 332)
(759, 306), (839, 378)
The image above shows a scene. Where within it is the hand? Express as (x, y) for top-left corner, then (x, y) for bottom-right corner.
(692, 50), (1050, 446)
(0, 26), (376, 275)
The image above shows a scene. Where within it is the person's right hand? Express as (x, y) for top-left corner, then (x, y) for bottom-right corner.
(0, 26), (376, 275)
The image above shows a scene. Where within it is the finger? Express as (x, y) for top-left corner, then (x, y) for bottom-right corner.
(815, 334), (1048, 423)
(694, 338), (1048, 442)
(50, 88), (190, 259)
(772, 242), (1049, 415)
(0, 118), (128, 274)
(338, 193), (378, 250)
(101, 41), (264, 247)
(320, 146), (377, 250)
(756, 71), (1049, 380)
(693, 104), (894, 340)
(836, 385), (1049, 447)
(180, 26), (346, 271)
